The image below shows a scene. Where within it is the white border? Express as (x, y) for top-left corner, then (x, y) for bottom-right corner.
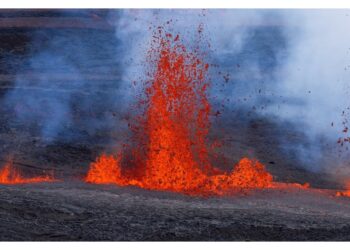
(1, 0), (350, 9)
(0, 0), (350, 248)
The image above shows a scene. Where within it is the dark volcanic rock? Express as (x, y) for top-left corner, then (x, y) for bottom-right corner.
(0, 182), (350, 241)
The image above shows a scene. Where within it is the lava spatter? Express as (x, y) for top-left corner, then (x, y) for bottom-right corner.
(85, 29), (276, 195)
(0, 162), (55, 184)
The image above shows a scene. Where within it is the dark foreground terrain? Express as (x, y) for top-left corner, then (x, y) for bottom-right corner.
(1, 182), (350, 241)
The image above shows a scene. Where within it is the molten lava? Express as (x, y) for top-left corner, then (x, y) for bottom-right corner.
(85, 153), (125, 185)
(336, 180), (350, 197)
(0, 162), (55, 184)
(336, 190), (350, 197)
(85, 30), (284, 195)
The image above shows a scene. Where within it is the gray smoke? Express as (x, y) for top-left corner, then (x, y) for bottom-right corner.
(3, 10), (123, 144)
(5, 52), (81, 141)
(267, 10), (350, 175)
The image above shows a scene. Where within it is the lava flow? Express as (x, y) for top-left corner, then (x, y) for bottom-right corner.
(336, 180), (350, 197)
(85, 29), (301, 195)
(0, 162), (55, 184)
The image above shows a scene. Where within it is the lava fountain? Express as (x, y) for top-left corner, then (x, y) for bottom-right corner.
(0, 162), (55, 184)
(86, 29), (277, 195)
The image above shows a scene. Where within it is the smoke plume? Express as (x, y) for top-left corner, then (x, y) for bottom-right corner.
(3, 9), (350, 179)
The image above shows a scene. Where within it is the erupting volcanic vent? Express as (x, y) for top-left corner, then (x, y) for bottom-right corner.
(0, 162), (55, 184)
(85, 28), (275, 195)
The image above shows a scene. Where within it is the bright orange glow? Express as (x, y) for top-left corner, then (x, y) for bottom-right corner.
(336, 191), (350, 197)
(86, 154), (274, 195)
(336, 180), (350, 197)
(0, 162), (55, 184)
(85, 30), (307, 196)
(85, 153), (127, 185)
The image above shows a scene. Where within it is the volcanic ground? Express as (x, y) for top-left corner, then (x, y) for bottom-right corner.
(0, 10), (350, 241)
(1, 109), (349, 241)
(1, 182), (350, 241)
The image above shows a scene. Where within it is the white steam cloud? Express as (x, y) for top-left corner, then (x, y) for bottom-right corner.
(269, 10), (350, 173)
(114, 9), (350, 176)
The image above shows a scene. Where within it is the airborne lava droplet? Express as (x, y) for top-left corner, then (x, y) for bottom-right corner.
(85, 29), (276, 196)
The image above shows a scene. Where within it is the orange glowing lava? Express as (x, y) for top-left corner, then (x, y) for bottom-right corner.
(0, 162), (55, 184)
(85, 29), (303, 195)
(336, 181), (350, 197)
(336, 191), (350, 197)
